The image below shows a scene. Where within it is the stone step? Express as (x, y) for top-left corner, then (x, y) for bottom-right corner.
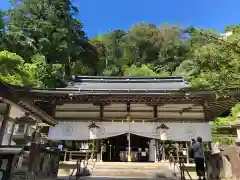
(93, 168), (169, 172)
(95, 162), (165, 165)
(57, 176), (178, 180)
(57, 162), (179, 179)
(94, 165), (168, 169)
(91, 162), (177, 179)
(91, 171), (177, 179)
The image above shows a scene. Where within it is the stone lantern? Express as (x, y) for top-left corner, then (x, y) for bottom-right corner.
(233, 112), (240, 146)
(13, 112), (37, 145)
(156, 123), (169, 161)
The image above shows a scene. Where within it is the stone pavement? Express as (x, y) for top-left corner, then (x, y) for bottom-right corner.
(58, 162), (179, 180)
(57, 176), (177, 180)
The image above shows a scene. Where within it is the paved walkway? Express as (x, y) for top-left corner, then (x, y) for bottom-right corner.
(57, 162), (181, 180)
(57, 176), (178, 180)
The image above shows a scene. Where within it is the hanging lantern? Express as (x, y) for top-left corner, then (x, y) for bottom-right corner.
(156, 123), (169, 141)
(88, 122), (100, 140)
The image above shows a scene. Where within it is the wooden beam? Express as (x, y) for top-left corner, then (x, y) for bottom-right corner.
(55, 117), (207, 122)
(31, 94), (205, 104)
(55, 109), (204, 113)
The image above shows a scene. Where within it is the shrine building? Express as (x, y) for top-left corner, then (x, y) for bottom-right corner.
(0, 76), (239, 163)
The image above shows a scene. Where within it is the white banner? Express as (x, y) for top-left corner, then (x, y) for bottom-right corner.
(48, 122), (212, 141)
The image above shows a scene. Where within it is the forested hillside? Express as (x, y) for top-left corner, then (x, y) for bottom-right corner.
(0, 0), (240, 139)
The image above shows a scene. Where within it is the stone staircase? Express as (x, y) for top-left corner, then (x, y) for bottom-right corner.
(57, 161), (179, 179)
(90, 162), (178, 179)
(57, 161), (203, 180)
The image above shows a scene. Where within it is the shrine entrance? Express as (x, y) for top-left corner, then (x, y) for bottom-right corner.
(102, 133), (150, 162)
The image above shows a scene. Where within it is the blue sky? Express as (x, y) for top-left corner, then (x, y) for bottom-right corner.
(2, 0), (240, 37)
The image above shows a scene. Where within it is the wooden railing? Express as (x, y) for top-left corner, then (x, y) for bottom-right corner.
(179, 159), (193, 180)
(68, 149), (95, 179)
(169, 155), (192, 180)
(60, 150), (92, 162)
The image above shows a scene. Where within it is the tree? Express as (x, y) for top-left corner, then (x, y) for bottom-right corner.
(90, 35), (107, 75)
(123, 64), (169, 76)
(7, 0), (98, 76)
(0, 10), (5, 49)
(30, 54), (64, 88)
(212, 103), (240, 144)
(102, 30), (126, 75)
(122, 23), (162, 66)
(175, 27), (240, 90)
(156, 24), (189, 74)
(0, 50), (38, 86)
(122, 23), (189, 74)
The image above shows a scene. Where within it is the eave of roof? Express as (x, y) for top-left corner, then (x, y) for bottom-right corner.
(1, 75), (239, 97)
(71, 75), (186, 81)
(0, 81), (57, 126)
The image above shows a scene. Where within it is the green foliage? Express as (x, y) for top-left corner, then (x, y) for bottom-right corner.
(1, 1), (240, 138)
(0, 50), (36, 86)
(123, 64), (169, 76)
(211, 103), (240, 144)
(7, 0), (97, 76)
(30, 54), (64, 88)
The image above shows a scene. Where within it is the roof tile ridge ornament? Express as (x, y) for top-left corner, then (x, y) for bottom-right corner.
(156, 122), (169, 130)
(88, 121), (100, 129)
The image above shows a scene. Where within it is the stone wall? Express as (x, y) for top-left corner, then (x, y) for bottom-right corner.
(11, 148), (59, 180)
(205, 146), (240, 180)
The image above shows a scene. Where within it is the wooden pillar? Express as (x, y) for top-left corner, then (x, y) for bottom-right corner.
(153, 106), (158, 118)
(0, 104), (10, 145)
(100, 140), (103, 162)
(100, 104), (104, 119)
(186, 141), (189, 164)
(176, 142), (179, 162)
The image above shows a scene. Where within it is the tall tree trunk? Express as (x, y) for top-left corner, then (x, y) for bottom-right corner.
(64, 55), (72, 77)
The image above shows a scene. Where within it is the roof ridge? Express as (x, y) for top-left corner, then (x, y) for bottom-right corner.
(71, 75), (187, 83)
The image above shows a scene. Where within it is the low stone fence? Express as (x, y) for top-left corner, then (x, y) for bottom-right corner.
(205, 145), (240, 180)
(9, 146), (60, 180)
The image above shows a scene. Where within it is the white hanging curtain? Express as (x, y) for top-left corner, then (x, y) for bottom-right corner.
(48, 122), (212, 141)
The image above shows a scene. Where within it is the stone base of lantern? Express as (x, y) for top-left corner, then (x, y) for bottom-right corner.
(236, 129), (240, 147)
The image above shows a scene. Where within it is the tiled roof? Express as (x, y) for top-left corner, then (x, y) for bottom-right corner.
(66, 76), (189, 91)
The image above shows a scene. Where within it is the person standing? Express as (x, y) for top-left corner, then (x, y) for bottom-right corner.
(193, 137), (206, 180)
(189, 139), (196, 160)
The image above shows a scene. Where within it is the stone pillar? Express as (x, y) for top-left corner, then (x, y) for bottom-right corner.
(27, 123), (41, 180)
(236, 129), (240, 146)
(149, 139), (156, 162)
(8, 120), (16, 145)
(237, 129), (240, 139)
(0, 104), (10, 145)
